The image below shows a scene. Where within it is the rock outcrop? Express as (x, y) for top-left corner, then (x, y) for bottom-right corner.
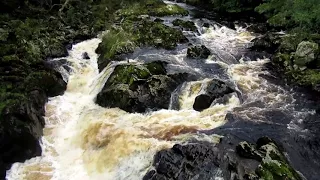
(96, 61), (190, 113)
(96, 20), (188, 71)
(144, 136), (302, 180)
(193, 79), (235, 111)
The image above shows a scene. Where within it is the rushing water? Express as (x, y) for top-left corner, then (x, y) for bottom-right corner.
(6, 2), (320, 180)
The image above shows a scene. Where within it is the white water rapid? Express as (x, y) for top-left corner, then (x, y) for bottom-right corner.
(6, 7), (307, 180)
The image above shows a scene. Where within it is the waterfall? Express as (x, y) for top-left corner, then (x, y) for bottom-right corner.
(6, 2), (316, 180)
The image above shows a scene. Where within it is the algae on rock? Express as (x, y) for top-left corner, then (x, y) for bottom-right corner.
(96, 61), (189, 113)
(236, 137), (302, 180)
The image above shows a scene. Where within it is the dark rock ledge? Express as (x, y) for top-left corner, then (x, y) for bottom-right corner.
(144, 136), (302, 180)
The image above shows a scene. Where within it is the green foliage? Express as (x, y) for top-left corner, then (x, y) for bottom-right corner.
(116, 0), (188, 17)
(256, 0), (320, 32)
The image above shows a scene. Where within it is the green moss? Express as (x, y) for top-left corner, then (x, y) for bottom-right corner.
(151, 4), (188, 16)
(117, 0), (188, 17)
(295, 69), (320, 86)
(97, 20), (187, 69)
(97, 29), (137, 60)
(107, 65), (151, 87)
(106, 61), (167, 87)
(135, 20), (187, 49)
(2, 55), (20, 62)
(172, 19), (197, 31)
(257, 161), (301, 180)
(145, 61), (167, 75)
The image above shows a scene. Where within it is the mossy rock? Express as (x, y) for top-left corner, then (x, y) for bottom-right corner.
(96, 61), (188, 113)
(293, 41), (319, 68)
(135, 20), (188, 49)
(96, 29), (137, 71)
(97, 20), (188, 71)
(187, 45), (211, 59)
(172, 19), (197, 31)
(104, 61), (167, 87)
(236, 137), (302, 180)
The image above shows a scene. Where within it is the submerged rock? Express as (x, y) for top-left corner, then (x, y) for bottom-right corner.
(187, 45), (211, 59)
(96, 61), (189, 113)
(193, 79), (235, 111)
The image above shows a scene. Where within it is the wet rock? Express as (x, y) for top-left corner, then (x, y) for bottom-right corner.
(294, 41), (319, 68)
(250, 33), (281, 54)
(237, 137), (303, 180)
(143, 143), (221, 180)
(187, 45), (211, 59)
(154, 18), (164, 23)
(45, 42), (68, 58)
(96, 61), (190, 113)
(82, 52), (90, 59)
(236, 141), (263, 161)
(172, 19), (197, 31)
(247, 23), (269, 33)
(203, 22), (210, 28)
(193, 94), (212, 112)
(243, 51), (272, 61)
(0, 90), (46, 177)
(144, 134), (303, 180)
(193, 79), (235, 111)
(45, 58), (72, 73)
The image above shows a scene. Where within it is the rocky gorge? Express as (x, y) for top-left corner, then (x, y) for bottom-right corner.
(1, 0), (320, 180)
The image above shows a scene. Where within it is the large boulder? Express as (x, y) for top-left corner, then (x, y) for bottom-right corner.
(187, 45), (211, 59)
(144, 136), (302, 180)
(294, 41), (319, 68)
(96, 61), (189, 113)
(0, 59), (66, 178)
(0, 90), (46, 178)
(193, 79), (235, 111)
(143, 143), (221, 180)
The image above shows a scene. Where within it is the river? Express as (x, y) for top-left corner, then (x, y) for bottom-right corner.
(6, 1), (320, 180)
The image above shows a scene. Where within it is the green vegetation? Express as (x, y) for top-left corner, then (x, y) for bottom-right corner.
(117, 0), (188, 17)
(105, 61), (166, 87)
(97, 19), (187, 71)
(256, 0), (320, 32)
(236, 137), (302, 180)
